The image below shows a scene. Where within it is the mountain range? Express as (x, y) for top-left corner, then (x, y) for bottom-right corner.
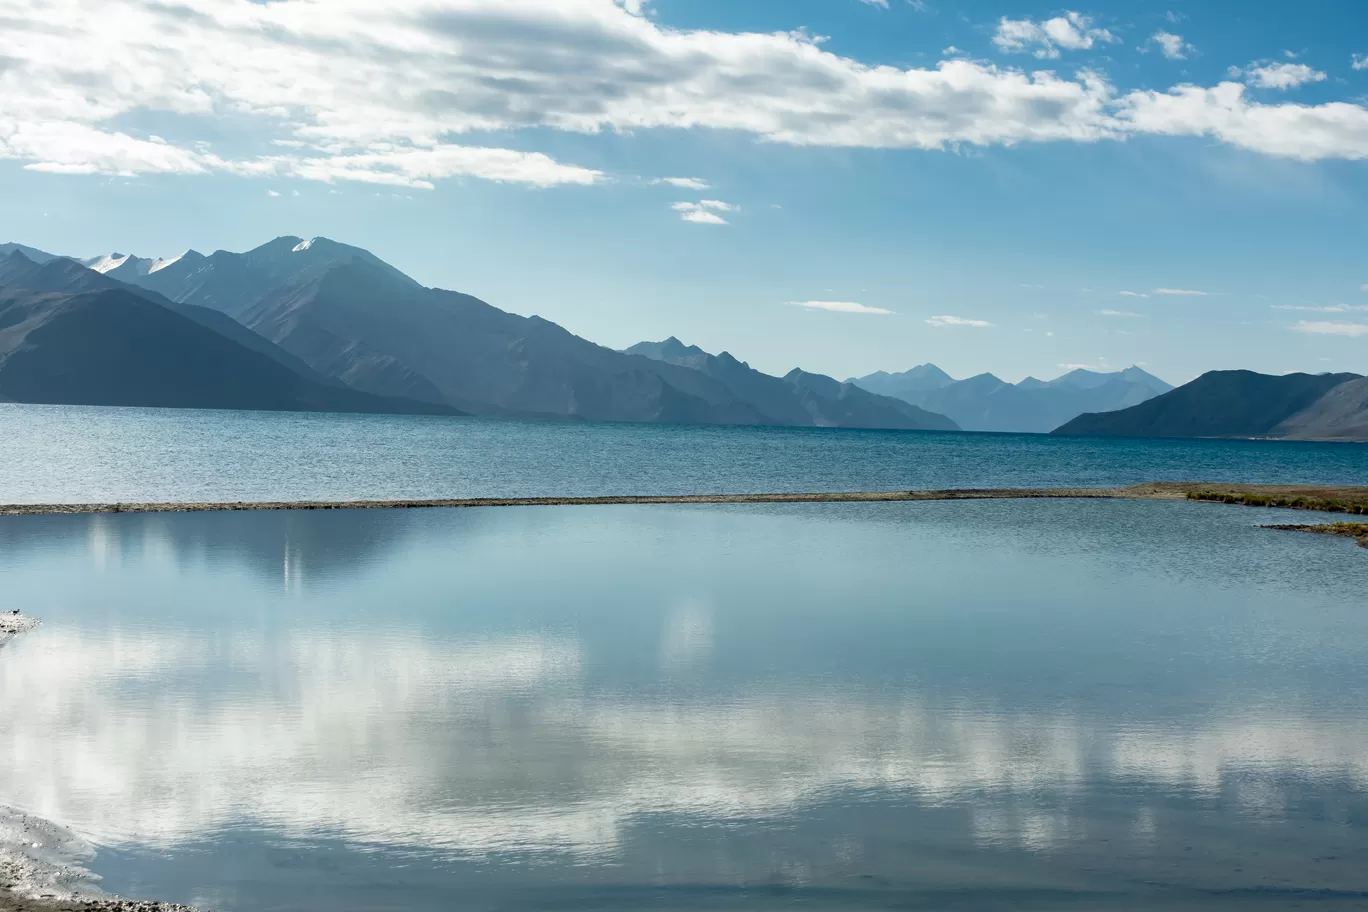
(849, 363), (1173, 434)
(0, 237), (954, 430)
(4, 234), (1364, 441)
(1054, 370), (1368, 442)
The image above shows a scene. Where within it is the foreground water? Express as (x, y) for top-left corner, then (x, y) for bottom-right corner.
(1, 499), (1367, 910)
(1, 404), (1366, 504)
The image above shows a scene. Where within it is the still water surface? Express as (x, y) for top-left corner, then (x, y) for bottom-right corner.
(1, 403), (1366, 503)
(1, 499), (1367, 909)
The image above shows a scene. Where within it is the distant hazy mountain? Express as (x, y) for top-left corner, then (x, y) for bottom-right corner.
(0, 286), (462, 416)
(851, 364), (1172, 433)
(626, 338), (958, 431)
(0, 242), (58, 264)
(847, 364), (955, 401)
(1053, 370), (1365, 440)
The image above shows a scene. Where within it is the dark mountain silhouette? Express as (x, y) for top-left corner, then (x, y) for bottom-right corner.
(626, 338), (958, 430)
(851, 364), (1172, 433)
(1053, 370), (1364, 439)
(0, 285), (462, 415)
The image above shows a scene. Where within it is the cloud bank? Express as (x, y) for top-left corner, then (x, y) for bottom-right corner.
(3, 0), (1368, 189)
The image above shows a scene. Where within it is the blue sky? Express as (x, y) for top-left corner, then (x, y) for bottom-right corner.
(3, 0), (1368, 384)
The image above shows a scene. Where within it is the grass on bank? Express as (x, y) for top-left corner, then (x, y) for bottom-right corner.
(1265, 522), (1368, 549)
(1187, 490), (1368, 515)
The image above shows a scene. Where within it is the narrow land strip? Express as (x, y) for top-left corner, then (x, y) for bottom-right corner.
(1, 482), (1367, 518)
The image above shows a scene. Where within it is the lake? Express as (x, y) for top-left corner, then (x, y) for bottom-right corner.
(2, 496), (1367, 910)
(1, 403), (1367, 504)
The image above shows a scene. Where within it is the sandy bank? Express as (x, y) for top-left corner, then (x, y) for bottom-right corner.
(0, 481), (1366, 518)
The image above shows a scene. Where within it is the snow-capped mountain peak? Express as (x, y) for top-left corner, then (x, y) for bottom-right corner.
(80, 251), (195, 277)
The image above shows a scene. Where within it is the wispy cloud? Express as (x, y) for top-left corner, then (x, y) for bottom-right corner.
(672, 200), (737, 224)
(1153, 288), (1210, 296)
(1118, 291), (1149, 298)
(1272, 304), (1368, 313)
(265, 189), (281, 197)
(925, 315), (992, 327)
(1150, 31), (1193, 60)
(792, 300), (892, 315)
(654, 177), (711, 190)
(1096, 309), (1144, 317)
(1293, 321), (1368, 336)
(857, 0), (889, 7)
(1355, 54), (1368, 71)
(1059, 361), (1109, 371)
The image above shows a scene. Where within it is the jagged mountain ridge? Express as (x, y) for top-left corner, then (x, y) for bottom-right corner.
(625, 338), (958, 431)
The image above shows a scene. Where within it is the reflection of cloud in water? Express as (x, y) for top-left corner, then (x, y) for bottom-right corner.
(3, 627), (1368, 863)
(660, 600), (713, 672)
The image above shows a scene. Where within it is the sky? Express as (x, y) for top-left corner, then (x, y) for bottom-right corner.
(2, 0), (1368, 384)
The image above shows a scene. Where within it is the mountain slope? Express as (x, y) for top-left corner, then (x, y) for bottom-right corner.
(0, 287), (463, 415)
(1052, 370), (1363, 439)
(193, 256), (767, 423)
(0, 243), (58, 264)
(627, 338), (958, 430)
(1270, 377), (1368, 441)
(0, 250), (347, 389)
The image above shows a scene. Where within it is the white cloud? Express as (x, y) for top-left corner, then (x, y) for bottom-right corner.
(1150, 31), (1192, 61)
(926, 315), (992, 327)
(654, 177), (711, 190)
(3, 0), (1368, 186)
(857, 0), (890, 7)
(993, 12), (1115, 59)
(1243, 62), (1327, 90)
(792, 300), (892, 314)
(1059, 361), (1108, 370)
(265, 189), (281, 197)
(1118, 291), (1149, 298)
(1096, 309), (1144, 317)
(1152, 288), (1210, 296)
(672, 200), (737, 224)
(1117, 81), (1368, 160)
(1353, 54), (1368, 71)
(1294, 321), (1368, 336)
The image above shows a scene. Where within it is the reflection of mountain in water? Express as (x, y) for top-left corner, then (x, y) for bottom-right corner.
(0, 508), (455, 588)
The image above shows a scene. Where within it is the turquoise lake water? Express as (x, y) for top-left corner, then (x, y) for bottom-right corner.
(1, 497), (1367, 910)
(0, 403), (1365, 503)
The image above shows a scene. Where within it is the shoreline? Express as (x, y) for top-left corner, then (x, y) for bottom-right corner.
(0, 481), (1366, 518)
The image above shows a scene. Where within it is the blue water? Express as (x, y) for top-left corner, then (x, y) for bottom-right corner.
(0, 404), (1365, 503)
(1, 499), (1367, 910)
